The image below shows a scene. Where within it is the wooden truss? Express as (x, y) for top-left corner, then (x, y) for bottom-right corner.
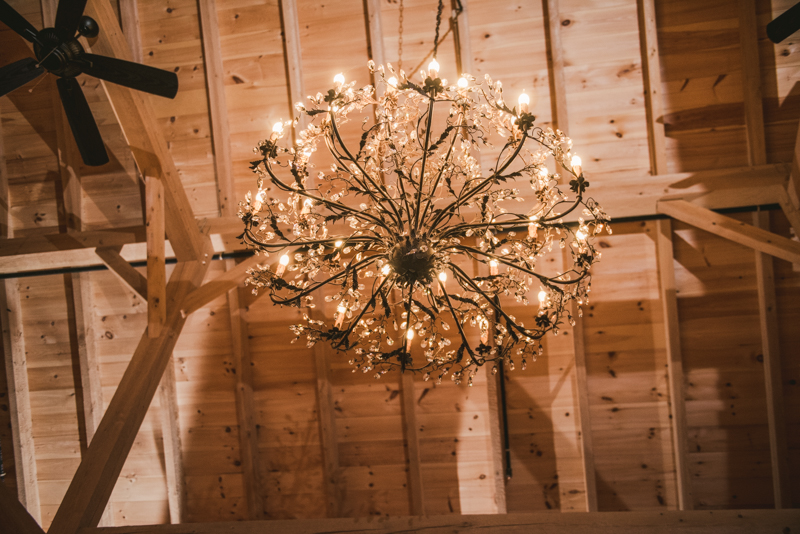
(2, 0), (800, 532)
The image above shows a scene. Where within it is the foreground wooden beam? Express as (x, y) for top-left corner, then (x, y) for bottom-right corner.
(95, 246), (148, 300)
(84, 0), (206, 262)
(146, 175), (166, 337)
(0, 481), (44, 534)
(78, 510), (800, 534)
(658, 200), (800, 264)
(655, 220), (693, 510)
(0, 226), (147, 259)
(48, 251), (213, 534)
(752, 211), (791, 508)
(180, 255), (261, 317)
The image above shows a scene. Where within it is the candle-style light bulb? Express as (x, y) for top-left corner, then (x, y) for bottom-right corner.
(335, 303), (347, 328)
(528, 215), (538, 238)
(457, 77), (468, 89)
(405, 328), (414, 351)
(276, 254), (290, 277)
(334, 240), (343, 248)
(538, 289), (547, 304)
(252, 190), (266, 212)
(480, 317), (489, 344)
(333, 72), (345, 86)
(576, 229), (587, 241)
(301, 198), (313, 215)
(387, 76), (398, 90)
(437, 271), (447, 295)
(489, 259), (498, 276)
(270, 121), (283, 141)
(518, 91), (530, 114)
(571, 154), (583, 177)
(428, 58), (440, 77)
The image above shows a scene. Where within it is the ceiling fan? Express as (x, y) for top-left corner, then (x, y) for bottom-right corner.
(0, 0), (178, 166)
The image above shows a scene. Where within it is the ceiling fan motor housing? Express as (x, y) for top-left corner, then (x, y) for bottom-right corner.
(33, 27), (84, 77)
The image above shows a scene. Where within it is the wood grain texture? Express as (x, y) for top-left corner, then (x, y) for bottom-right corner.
(658, 200), (800, 265)
(146, 175), (166, 338)
(279, 0), (307, 131)
(95, 246), (148, 300)
(399, 372), (424, 515)
(180, 255), (261, 317)
(158, 358), (186, 523)
(542, 0), (568, 133)
(752, 211), (790, 508)
(655, 219), (693, 510)
(738, 0), (767, 166)
(637, 0), (667, 175)
(48, 251), (212, 534)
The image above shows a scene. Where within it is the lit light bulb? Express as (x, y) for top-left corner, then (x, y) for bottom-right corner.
(489, 259), (498, 276)
(518, 92), (530, 114)
(528, 215), (538, 238)
(276, 254), (290, 276)
(538, 166), (548, 179)
(571, 155), (582, 177)
(252, 189), (266, 212)
(538, 290), (547, 304)
(333, 72), (345, 86)
(270, 121), (284, 141)
(428, 58), (440, 77)
(576, 229), (587, 241)
(387, 76), (398, 89)
(335, 303), (347, 328)
(335, 240), (343, 248)
(382, 264), (391, 275)
(457, 77), (468, 89)
(405, 328), (414, 351)
(437, 271), (447, 295)
(301, 198), (313, 214)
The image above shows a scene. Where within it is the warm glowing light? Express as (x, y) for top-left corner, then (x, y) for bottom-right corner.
(528, 215), (539, 238)
(272, 122), (284, 133)
(335, 240), (343, 248)
(387, 76), (398, 88)
(538, 290), (547, 303)
(438, 272), (447, 282)
(518, 92), (530, 113)
(333, 72), (345, 85)
(428, 58), (440, 75)
(276, 254), (290, 276)
(571, 155), (583, 176)
(405, 328), (414, 351)
(576, 230), (587, 241)
(457, 77), (468, 89)
(490, 259), (498, 276)
(279, 254), (290, 265)
(382, 264), (391, 275)
(252, 189), (266, 211)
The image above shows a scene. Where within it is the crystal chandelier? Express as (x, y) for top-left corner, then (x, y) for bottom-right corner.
(239, 19), (608, 385)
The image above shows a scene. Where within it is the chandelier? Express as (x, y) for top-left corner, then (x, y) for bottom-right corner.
(238, 24), (608, 385)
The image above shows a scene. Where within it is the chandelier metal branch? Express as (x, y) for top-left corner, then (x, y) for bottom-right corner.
(239, 38), (608, 385)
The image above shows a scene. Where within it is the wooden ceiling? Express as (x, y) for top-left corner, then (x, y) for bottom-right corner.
(0, 0), (799, 532)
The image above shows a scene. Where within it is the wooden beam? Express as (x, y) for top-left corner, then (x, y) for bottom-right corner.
(363, 0), (385, 66)
(570, 301), (598, 512)
(451, 0), (474, 76)
(0, 480), (45, 534)
(278, 0), (306, 131)
(484, 365), (508, 513)
(658, 200), (800, 264)
(146, 175), (166, 337)
(83, 0), (207, 262)
(118, 0), (143, 63)
(774, 185), (800, 238)
(655, 219), (693, 510)
(228, 275), (266, 519)
(157, 358), (186, 523)
(179, 254), (261, 317)
(752, 211), (791, 508)
(312, 304), (342, 518)
(738, 0), (767, 166)
(0, 279), (40, 524)
(95, 246), (148, 300)
(0, 100), (40, 525)
(0, 226), (147, 259)
(399, 373), (424, 515)
(197, 0), (236, 217)
(73, 509), (800, 534)
(48, 250), (212, 534)
(637, 0), (668, 175)
(542, 0), (568, 132)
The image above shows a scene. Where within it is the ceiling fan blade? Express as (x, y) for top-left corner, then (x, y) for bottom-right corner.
(0, 0), (39, 43)
(54, 0), (87, 36)
(80, 53), (178, 99)
(767, 1), (800, 43)
(0, 57), (44, 97)
(56, 77), (109, 166)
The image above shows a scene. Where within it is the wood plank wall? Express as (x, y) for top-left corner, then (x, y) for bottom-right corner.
(0, 0), (799, 527)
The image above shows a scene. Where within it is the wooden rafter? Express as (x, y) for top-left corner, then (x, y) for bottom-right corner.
(179, 255), (261, 317)
(738, 0), (767, 167)
(94, 246), (148, 300)
(279, 0), (306, 131)
(752, 211), (791, 508)
(157, 359), (187, 523)
(146, 175), (166, 337)
(313, 328), (343, 518)
(542, 0), (568, 132)
(400, 373), (424, 515)
(658, 200), (800, 264)
(637, 0), (667, 175)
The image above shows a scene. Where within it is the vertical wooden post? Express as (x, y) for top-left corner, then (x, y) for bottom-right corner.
(542, 0), (568, 132)
(637, 0), (668, 175)
(0, 106), (40, 523)
(656, 219), (693, 510)
(752, 211), (791, 508)
(738, 0), (767, 167)
(279, 0), (307, 131)
(228, 276), (266, 519)
(400, 373), (424, 515)
(146, 175), (166, 338)
(158, 359), (186, 523)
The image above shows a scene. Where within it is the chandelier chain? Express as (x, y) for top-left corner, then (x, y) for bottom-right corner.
(433, 0), (444, 59)
(398, 0), (404, 72)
